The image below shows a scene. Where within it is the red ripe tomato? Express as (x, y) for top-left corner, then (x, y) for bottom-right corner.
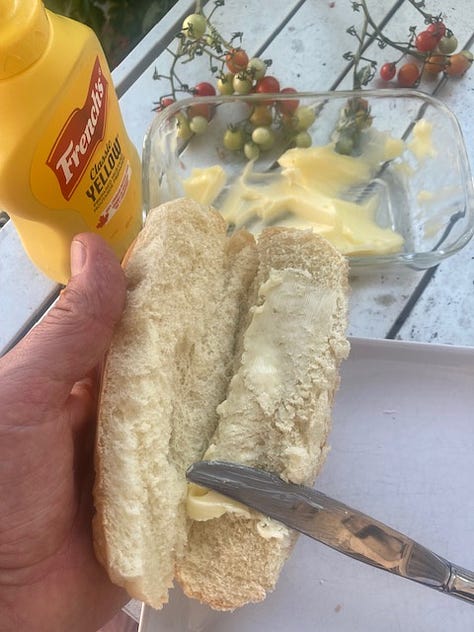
(193, 81), (216, 97)
(277, 87), (299, 115)
(153, 97), (175, 112)
(226, 48), (249, 74)
(379, 62), (396, 81)
(415, 30), (438, 52)
(426, 21), (446, 41)
(397, 62), (420, 87)
(255, 76), (281, 94)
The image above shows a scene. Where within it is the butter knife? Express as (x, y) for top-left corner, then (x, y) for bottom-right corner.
(186, 461), (474, 605)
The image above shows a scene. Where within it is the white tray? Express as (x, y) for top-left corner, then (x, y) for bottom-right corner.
(139, 337), (474, 631)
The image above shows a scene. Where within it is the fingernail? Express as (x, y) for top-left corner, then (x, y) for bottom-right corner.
(71, 239), (87, 275)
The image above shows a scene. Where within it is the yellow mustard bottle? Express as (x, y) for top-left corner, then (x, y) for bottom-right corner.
(0, 0), (143, 284)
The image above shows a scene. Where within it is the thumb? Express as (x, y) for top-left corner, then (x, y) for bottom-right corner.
(5, 234), (126, 407)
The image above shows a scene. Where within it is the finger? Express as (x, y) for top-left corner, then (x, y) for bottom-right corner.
(2, 234), (126, 411)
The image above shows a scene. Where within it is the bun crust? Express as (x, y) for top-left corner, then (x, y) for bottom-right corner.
(93, 198), (349, 610)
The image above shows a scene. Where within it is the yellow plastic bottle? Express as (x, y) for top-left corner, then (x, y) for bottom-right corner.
(0, 0), (143, 284)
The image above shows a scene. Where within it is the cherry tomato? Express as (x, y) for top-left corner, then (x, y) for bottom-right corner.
(251, 126), (276, 151)
(277, 87), (299, 115)
(415, 30), (438, 52)
(154, 97), (175, 111)
(294, 131), (312, 148)
(246, 57), (267, 80)
(397, 62), (420, 87)
(244, 141), (260, 161)
(193, 82), (216, 97)
(379, 62), (396, 81)
(223, 127), (245, 151)
(232, 73), (253, 95)
(226, 48), (249, 74)
(424, 54), (447, 75)
(249, 104), (273, 127)
(446, 51), (473, 76)
(187, 103), (212, 120)
(217, 73), (235, 95)
(254, 76), (280, 105)
(182, 13), (207, 39)
(427, 21), (446, 41)
(437, 35), (458, 55)
(189, 115), (208, 134)
(255, 75), (280, 94)
(293, 105), (316, 131)
(176, 112), (192, 140)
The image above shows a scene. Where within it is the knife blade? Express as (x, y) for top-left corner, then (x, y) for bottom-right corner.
(186, 460), (474, 605)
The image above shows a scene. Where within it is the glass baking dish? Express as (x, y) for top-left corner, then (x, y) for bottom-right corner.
(142, 89), (474, 269)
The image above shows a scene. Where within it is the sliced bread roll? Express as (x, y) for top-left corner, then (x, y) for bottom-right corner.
(93, 197), (349, 611)
(176, 227), (350, 610)
(93, 199), (258, 606)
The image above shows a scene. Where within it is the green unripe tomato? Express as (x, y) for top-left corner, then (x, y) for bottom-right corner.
(294, 106), (316, 131)
(232, 74), (253, 95)
(246, 57), (267, 80)
(189, 115), (209, 134)
(294, 131), (312, 148)
(244, 141), (260, 160)
(251, 126), (272, 146)
(223, 127), (245, 151)
(182, 13), (207, 39)
(176, 112), (192, 140)
(217, 73), (235, 95)
(437, 35), (458, 54)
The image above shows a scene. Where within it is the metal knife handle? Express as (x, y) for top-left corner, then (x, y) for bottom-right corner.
(187, 461), (474, 606)
(447, 565), (474, 603)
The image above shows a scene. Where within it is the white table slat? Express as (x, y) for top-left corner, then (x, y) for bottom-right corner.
(0, 222), (57, 355)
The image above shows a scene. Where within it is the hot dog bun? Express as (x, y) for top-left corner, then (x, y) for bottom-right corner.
(93, 198), (349, 610)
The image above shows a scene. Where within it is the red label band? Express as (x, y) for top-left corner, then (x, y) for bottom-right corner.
(46, 57), (108, 200)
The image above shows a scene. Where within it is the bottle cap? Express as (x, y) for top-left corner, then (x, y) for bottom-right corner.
(0, 0), (51, 80)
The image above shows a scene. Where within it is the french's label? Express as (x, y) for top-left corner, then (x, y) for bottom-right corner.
(46, 57), (108, 200)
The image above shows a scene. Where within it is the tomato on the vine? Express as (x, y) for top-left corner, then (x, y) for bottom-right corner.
(251, 126), (275, 150)
(244, 141), (260, 161)
(217, 73), (235, 95)
(249, 104), (273, 127)
(181, 13), (207, 39)
(276, 87), (299, 115)
(176, 112), (192, 141)
(437, 34), (458, 54)
(226, 48), (249, 74)
(189, 115), (209, 134)
(223, 127), (245, 151)
(187, 102), (213, 120)
(154, 97), (175, 111)
(293, 106), (316, 131)
(424, 54), (447, 75)
(246, 57), (267, 80)
(426, 21), (446, 41)
(255, 76), (280, 94)
(397, 62), (420, 87)
(193, 82), (216, 97)
(232, 73), (253, 94)
(294, 131), (312, 148)
(254, 76), (280, 105)
(446, 51), (473, 76)
(415, 30), (438, 52)
(379, 62), (396, 81)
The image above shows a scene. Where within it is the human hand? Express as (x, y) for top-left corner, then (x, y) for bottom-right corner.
(0, 234), (128, 632)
